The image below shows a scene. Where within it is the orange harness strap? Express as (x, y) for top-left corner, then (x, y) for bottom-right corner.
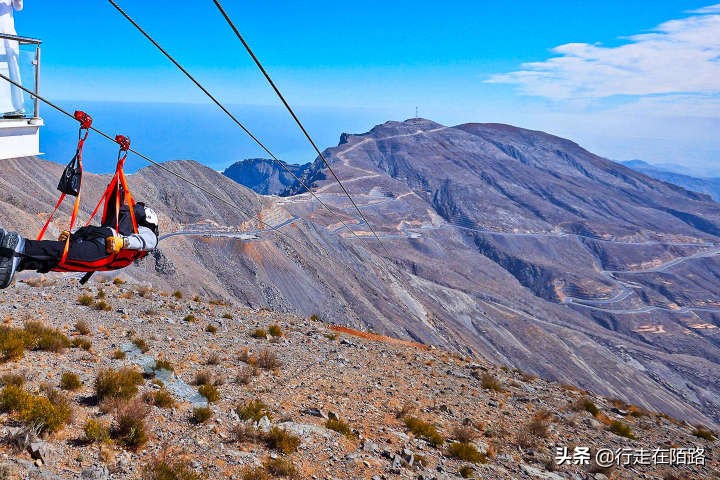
(37, 111), (92, 266)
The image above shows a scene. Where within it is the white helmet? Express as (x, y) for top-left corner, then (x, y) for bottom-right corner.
(144, 207), (158, 228)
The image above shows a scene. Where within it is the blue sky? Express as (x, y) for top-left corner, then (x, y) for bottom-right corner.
(12, 1), (720, 174)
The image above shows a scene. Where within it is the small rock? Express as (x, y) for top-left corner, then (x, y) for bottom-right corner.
(362, 440), (378, 453)
(256, 415), (271, 432)
(303, 408), (328, 419)
(28, 441), (57, 466)
(81, 465), (110, 480)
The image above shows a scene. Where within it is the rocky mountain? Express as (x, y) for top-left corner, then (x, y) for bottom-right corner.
(2, 118), (720, 431)
(1, 282), (716, 479)
(621, 160), (720, 201)
(222, 158), (309, 196)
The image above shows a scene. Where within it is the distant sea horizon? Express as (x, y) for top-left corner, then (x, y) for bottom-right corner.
(39, 101), (392, 174)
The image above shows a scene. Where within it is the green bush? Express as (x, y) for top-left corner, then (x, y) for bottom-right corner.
(21, 392), (73, 434)
(60, 372), (82, 391)
(83, 418), (111, 444)
(0, 384), (31, 413)
(95, 367), (144, 401)
(404, 416), (444, 447)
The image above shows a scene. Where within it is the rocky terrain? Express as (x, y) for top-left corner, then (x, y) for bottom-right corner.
(0, 279), (717, 479)
(223, 159), (309, 196)
(1, 118), (720, 433)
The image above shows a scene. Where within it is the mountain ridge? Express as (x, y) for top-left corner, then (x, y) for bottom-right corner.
(2, 119), (720, 427)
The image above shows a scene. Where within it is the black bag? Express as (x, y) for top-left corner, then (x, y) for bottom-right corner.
(57, 152), (82, 196)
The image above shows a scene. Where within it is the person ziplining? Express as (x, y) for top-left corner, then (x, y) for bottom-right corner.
(0, 111), (159, 289)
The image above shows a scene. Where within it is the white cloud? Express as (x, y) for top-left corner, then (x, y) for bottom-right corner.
(487, 5), (720, 100)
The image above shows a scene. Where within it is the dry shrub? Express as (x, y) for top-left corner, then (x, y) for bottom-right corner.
(609, 420), (635, 439)
(84, 418), (111, 444)
(95, 367), (144, 401)
(527, 410), (552, 438)
(23, 320), (70, 352)
(268, 325), (283, 337)
(60, 372), (82, 391)
(193, 370), (213, 387)
(78, 294), (94, 306)
(183, 314), (197, 323)
(205, 324), (217, 334)
(113, 398), (149, 450)
(149, 389), (175, 409)
(574, 397), (599, 416)
(404, 416), (444, 447)
(191, 406), (213, 424)
(256, 349), (281, 370)
(264, 457), (297, 477)
(453, 426), (476, 443)
(94, 301), (112, 312)
(459, 465), (475, 478)
(112, 349), (126, 360)
(237, 365), (259, 385)
(0, 373), (25, 387)
(239, 466), (270, 480)
(479, 373), (504, 392)
(448, 442), (486, 463)
(692, 425), (716, 441)
(71, 337), (92, 350)
(173, 290), (183, 299)
(236, 399), (271, 422)
(265, 427), (300, 454)
(251, 328), (267, 339)
(75, 320), (91, 335)
(198, 384), (219, 403)
(206, 352), (221, 365)
(132, 337), (150, 353)
(0, 385), (73, 434)
(154, 359), (174, 372)
(325, 418), (355, 438)
(142, 454), (206, 480)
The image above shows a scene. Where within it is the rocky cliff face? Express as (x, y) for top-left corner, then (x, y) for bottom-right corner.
(223, 158), (309, 196)
(2, 118), (720, 428)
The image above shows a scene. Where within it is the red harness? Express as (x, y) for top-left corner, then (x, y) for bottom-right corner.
(37, 113), (147, 273)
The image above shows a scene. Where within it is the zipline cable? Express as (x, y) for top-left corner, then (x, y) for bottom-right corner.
(211, 0), (391, 257)
(106, 0), (372, 248)
(0, 71), (303, 247)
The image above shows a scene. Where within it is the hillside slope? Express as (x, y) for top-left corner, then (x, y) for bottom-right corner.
(0, 281), (717, 479)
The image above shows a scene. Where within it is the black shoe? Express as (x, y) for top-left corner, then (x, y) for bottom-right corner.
(0, 230), (24, 289)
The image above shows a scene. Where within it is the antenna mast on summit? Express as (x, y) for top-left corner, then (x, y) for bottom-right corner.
(415, 106), (419, 118)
